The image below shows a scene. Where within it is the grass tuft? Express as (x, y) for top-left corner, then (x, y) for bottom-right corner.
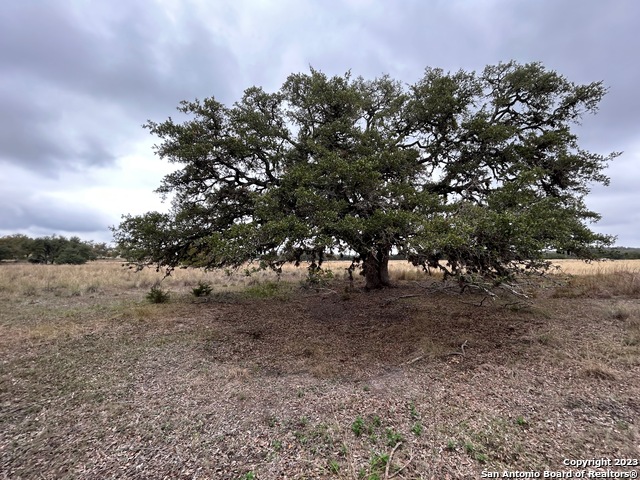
(191, 280), (213, 297)
(243, 281), (290, 300)
(146, 285), (170, 303)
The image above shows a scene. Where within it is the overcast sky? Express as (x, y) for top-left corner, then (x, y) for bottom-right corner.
(1, 0), (638, 246)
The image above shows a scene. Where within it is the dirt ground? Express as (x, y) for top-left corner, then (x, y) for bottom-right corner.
(1, 263), (639, 479)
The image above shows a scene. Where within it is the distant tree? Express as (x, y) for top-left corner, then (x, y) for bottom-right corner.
(53, 237), (96, 264)
(29, 236), (66, 264)
(88, 241), (116, 258)
(24, 235), (98, 265)
(113, 62), (618, 290)
(0, 234), (34, 261)
(0, 234), (114, 264)
(0, 243), (11, 261)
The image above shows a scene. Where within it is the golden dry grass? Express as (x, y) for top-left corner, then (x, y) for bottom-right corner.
(549, 260), (640, 299)
(0, 259), (438, 299)
(0, 260), (299, 298)
(1, 258), (638, 305)
(1, 257), (638, 304)
(549, 258), (640, 275)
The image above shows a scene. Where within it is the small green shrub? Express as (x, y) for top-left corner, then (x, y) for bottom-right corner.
(352, 416), (365, 437)
(409, 401), (420, 420)
(475, 452), (488, 463)
(191, 280), (213, 297)
(305, 268), (334, 287)
(370, 452), (389, 470)
(385, 428), (403, 446)
(146, 285), (170, 303)
(244, 281), (286, 299)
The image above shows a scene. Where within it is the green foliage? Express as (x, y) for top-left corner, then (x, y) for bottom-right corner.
(463, 441), (488, 462)
(54, 237), (96, 265)
(113, 62), (617, 290)
(385, 428), (403, 446)
(475, 452), (489, 463)
(191, 280), (213, 297)
(328, 459), (340, 474)
(369, 452), (390, 470)
(0, 234), (34, 260)
(243, 281), (287, 299)
(146, 285), (170, 303)
(0, 234), (106, 264)
(55, 248), (87, 265)
(0, 243), (12, 261)
(304, 267), (334, 287)
(408, 401), (419, 420)
(29, 236), (65, 264)
(351, 416), (366, 437)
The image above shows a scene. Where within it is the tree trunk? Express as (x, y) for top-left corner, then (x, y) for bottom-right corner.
(363, 246), (391, 290)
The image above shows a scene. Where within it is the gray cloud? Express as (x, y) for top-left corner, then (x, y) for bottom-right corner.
(0, 1), (239, 173)
(0, 191), (110, 233)
(0, 0), (638, 245)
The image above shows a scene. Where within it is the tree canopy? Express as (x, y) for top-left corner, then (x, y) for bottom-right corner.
(113, 61), (618, 290)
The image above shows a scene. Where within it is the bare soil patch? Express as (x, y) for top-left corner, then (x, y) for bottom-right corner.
(1, 264), (639, 479)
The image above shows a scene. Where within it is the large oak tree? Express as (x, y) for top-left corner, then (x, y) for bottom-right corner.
(113, 62), (617, 290)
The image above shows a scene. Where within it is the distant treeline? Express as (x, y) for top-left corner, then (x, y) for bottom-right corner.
(0, 234), (117, 265)
(328, 250), (640, 262)
(543, 247), (640, 260)
(2, 234), (638, 265)
(265, 250), (640, 264)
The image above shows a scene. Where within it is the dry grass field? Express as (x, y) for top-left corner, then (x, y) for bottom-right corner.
(1, 259), (639, 479)
(549, 258), (640, 275)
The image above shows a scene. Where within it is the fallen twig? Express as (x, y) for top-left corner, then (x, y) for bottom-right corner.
(499, 282), (530, 299)
(447, 340), (468, 357)
(384, 442), (402, 479)
(404, 355), (424, 365)
(389, 453), (414, 479)
(459, 295), (491, 307)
